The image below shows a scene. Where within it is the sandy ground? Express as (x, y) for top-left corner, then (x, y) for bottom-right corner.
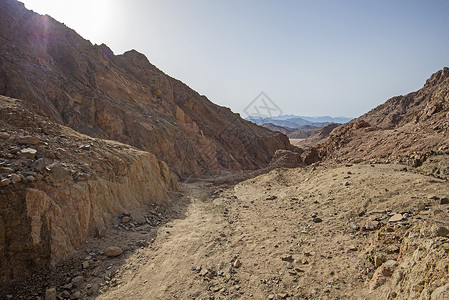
(89, 164), (449, 299)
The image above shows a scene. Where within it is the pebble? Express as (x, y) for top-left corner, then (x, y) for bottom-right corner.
(18, 147), (37, 158)
(0, 178), (11, 187)
(122, 216), (132, 223)
(374, 256), (384, 268)
(312, 217), (323, 223)
(10, 174), (21, 184)
(348, 222), (360, 230)
(25, 175), (35, 182)
(45, 287), (56, 300)
(71, 291), (81, 299)
(266, 195), (277, 200)
(18, 136), (40, 145)
(280, 254), (293, 261)
(440, 197), (449, 205)
(388, 214), (403, 222)
(61, 290), (70, 299)
(82, 261), (90, 269)
(0, 132), (10, 139)
(105, 246), (123, 257)
(233, 258), (241, 268)
(71, 275), (84, 287)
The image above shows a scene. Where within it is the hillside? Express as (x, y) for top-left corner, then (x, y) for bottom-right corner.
(0, 0), (291, 179)
(300, 68), (449, 176)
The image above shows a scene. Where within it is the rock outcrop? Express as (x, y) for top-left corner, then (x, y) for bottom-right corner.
(303, 68), (449, 170)
(0, 0), (291, 178)
(0, 96), (177, 283)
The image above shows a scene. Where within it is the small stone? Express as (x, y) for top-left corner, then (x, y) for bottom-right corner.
(70, 291), (81, 299)
(266, 195), (277, 200)
(96, 225), (107, 238)
(428, 195), (439, 200)
(105, 246), (123, 257)
(82, 261), (90, 269)
(286, 261), (293, 269)
(79, 144), (91, 150)
(61, 290), (70, 299)
(1, 167), (14, 174)
(71, 275), (84, 287)
(431, 225), (449, 238)
(199, 268), (209, 277)
(0, 132), (10, 139)
(32, 158), (47, 172)
(440, 197), (449, 205)
(18, 136), (40, 145)
(62, 283), (73, 290)
(10, 174), (21, 184)
(277, 292), (288, 299)
(348, 245), (358, 252)
(312, 217), (323, 223)
(45, 287), (56, 300)
(388, 214), (403, 222)
(0, 179), (11, 187)
(280, 254), (293, 261)
(18, 148), (37, 158)
(268, 295), (275, 300)
(233, 258), (241, 268)
(344, 181), (350, 186)
(374, 256), (384, 268)
(25, 175), (35, 182)
(122, 216), (131, 223)
(348, 222), (360, 230)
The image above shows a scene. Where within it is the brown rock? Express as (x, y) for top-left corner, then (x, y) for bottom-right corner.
(10, 174), (21, 184)
(440, 197), (449, 205)
(233, 258), (241, 268)
(45, 287), (56, 300)
(388, 214), (403, 222)
(18, 148), (37, 158)
(17, 136), (40, 145)
(0, 132), (10, 139)
(374, 256), (384, 268)
(0, 179), (10, 187)
(105, 246), (123, 257)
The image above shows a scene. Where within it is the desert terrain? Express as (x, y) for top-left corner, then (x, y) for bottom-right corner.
(1, 0), (448, 299)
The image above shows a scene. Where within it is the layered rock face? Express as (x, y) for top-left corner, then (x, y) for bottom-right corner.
(0, 96), (177, 282)
(303, 68), (449, 170)
(0, 0), (291, 178)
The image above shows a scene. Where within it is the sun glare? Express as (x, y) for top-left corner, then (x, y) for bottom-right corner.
(20, 0), (118, 45)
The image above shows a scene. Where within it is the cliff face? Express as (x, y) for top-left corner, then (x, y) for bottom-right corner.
(0, 0), (291, 178)
(0, 96), (177, 282)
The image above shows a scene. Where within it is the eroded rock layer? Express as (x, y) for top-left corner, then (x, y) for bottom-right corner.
(0, 96), (177, 282)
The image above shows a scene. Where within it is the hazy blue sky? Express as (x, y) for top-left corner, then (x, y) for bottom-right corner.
(22, 0), (449, 118)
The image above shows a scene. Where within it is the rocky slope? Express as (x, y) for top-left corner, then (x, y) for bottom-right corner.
(0, 0), (291, 178)
(0, 95), (177, 284)
(301, 68), (449, 175)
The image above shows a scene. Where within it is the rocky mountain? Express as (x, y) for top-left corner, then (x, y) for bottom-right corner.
(301, 67), (449, 176)
(246, 115), (351, 129)
(261, 123), (296, 135)
(0, 95), (177, 283)
(0, 0), (291, 179)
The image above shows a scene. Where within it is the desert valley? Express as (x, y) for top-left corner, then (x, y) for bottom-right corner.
(0, 0), (449, 299)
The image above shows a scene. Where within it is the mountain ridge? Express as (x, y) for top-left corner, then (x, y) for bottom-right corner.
(0, 0), (291, 178)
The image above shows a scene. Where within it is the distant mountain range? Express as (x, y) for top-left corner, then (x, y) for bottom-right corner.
(245, 115), (352, 129)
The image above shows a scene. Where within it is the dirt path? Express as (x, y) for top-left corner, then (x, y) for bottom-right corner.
(96, 164), (449, 300)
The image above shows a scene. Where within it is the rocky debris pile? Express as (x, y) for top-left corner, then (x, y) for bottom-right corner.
(0, 96), (177, 288)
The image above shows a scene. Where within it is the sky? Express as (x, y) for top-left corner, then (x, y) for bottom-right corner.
(21, 0), (449, 118)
